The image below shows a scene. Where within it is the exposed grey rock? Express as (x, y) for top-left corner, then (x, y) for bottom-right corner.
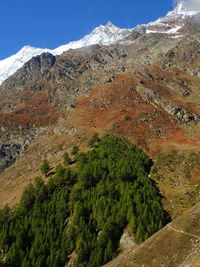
(54, 126), (77, 136)
(136, 86), (161, 104)
(0, 127), (49, 173)
(165, 105), (200, 122)
(161, 79), (192, 97)
(2, 53), (56, 91)
(0, 45), (128, 111)
(0, 144), (21, 171)
(119, 229), (137, 250)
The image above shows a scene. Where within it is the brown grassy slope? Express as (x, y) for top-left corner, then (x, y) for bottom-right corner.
(0, 89), (59, 132)
(104, 202), (200, 267)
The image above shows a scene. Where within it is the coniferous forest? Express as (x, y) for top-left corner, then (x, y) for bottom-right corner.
(0, 135), (169, 267)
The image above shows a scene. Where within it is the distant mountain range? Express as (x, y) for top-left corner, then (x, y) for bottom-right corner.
(0, 0), (199, 85)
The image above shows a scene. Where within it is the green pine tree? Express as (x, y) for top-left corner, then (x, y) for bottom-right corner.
(63, 152), (71, 165)
(40, 159), (51, 177)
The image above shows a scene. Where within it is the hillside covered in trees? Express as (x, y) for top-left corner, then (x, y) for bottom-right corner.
(0, 135), (169, 267)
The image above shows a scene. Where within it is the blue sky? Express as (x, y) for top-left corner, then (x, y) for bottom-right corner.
(0, 0), (173, 59)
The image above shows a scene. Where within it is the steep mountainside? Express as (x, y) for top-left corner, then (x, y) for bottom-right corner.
(1, 28), (200, 215)
(1, 1), (200, 266)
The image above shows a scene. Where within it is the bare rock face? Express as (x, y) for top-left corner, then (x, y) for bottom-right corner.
(119, 230), (137, 250)
(0, 52), (56, 112)
(1, 53), (56, 91)
(0, 144), (21, 171)
(163, 40), (200, 69)
(2, 45), (128, 93)
(165, 105), (200, 122)
(44, 45), (128, 98)
(0, 45), (128, 111)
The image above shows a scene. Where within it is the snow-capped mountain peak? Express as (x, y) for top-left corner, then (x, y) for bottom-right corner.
(143, 0), (200, 37)
(171, 0), (200, 16)
(0, 46), (51, 85)
(0, 23), (131, 85)
(174, 1), (188, 15)
(0, 1), (199, 85)
(52, 22), (131, 55)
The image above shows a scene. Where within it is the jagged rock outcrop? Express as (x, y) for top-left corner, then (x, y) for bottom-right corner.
(0, 144), (21, 171)
(2, 53), (56, 91)
(0, 45), (128, 111)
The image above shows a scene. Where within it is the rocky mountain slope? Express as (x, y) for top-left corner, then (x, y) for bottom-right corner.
(1, 1), (200, 265)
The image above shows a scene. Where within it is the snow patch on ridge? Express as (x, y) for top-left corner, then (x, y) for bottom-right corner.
(146, 25), (182, 35)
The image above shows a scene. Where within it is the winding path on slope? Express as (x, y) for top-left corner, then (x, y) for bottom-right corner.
(167, 224), (200, 240)
(167, 225), (200, 267)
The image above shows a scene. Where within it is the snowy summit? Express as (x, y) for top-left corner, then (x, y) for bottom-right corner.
(0, 1), (199, 85)
(0, 22), (131, 85)
(172, 0), (200, 16)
